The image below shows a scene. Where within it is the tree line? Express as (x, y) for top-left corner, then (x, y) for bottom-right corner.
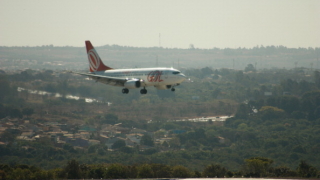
(0, 158), (318, 180)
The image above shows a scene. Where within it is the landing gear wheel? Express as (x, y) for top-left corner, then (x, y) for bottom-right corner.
(122, 88), (129, 94)
(171, 88), (175, 92)
(140, 88), (147, 94)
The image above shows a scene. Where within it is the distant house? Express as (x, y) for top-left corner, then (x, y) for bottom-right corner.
(218, 136), (225, 144)
(21, 131), (34, 138)
(17, 131), (35, 141)
(99, 134), (109, 144)
(124, 138), (136, 147)
(48, 131), (64, 138)
(264, 92), (272, 96)
(130, 128), (146, 134)
(67, 138), (89, 147)
(56, 137), (66, 147)
(89, 139), (100, 146)
(171, 130), (186, 134)
(283, 92), (291, 95)
(156, 138), (172, 145)
(79, 125), (96, 132)
(192, 96), (200, 100)
(115, 127), (130, 134)
(0, 141), (6, 145)
(105, 137), (125, 149)
(6, 128), (21, 134)
(42, 126), (50, 132)
(24, 123), (40, 132)
(126, 134), (143, 144)
(80, 132), (90, 139)
(0, 127), (7, 132)
(50, 125), (62, 132)
(2, 122), (14, 128)
(34, 134), (51, 142)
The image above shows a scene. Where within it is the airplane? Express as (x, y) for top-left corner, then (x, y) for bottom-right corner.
(73, 41), (186, 94)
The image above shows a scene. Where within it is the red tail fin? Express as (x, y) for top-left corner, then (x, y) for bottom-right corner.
(85, 41), (113, 72)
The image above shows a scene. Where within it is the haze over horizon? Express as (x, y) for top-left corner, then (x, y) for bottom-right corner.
(1, 0), (319, 49)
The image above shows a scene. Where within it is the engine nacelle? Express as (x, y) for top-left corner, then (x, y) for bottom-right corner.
(124, 79), (142, 89)
(155, 85), (171, 90)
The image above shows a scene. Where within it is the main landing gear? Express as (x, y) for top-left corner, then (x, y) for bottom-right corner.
(122, 88), (129, 94)
(122, 88), (147, 94)
(140, 88), (147, 94)
(171, 88), (175, 92)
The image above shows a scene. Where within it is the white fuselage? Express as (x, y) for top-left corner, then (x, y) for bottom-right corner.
(79, 41), (186, 94)
(94, 67), (186, 88)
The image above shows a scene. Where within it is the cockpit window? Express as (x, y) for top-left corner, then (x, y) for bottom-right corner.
(172, 71), (180, 74)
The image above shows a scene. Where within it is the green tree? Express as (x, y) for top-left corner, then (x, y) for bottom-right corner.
(64, 159), (81, 179)
(7, 168), (32, 180)
(277, 95), (300, 113)
(168, 137), (181, 149)
(235, 103), (251, 118)
(22, 107), (34, 118)
(0, 130), (17, 142)
(150, 164), (172, 178)
(314, 70), (320, 88)
(0, 169), (7, 180)
(243, 157), (273, 177)
(137, 164), (154, 178)
(105, 164), (128, 179)
(297, 160), (318, 178)
(86, 164), (106, 179)
(119, 146), (135, 154)
(112, 139), (126, 149)
(202, 164), (227, 178)
(201, 67), (213, 77)
(140, 134), (154, 146)
(244, 64), (256, 72)
(273, 166), (297, 177)
(9, 108), (23, 118)
(259, 106), (285, 120)
(0, 75), (14, 103)
(171, 165), (191, 178)
(100, 113), (118, 125)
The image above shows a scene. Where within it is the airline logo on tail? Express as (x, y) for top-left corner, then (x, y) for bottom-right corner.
(85, 41), (113, 72)
(88, 49), (101, 72)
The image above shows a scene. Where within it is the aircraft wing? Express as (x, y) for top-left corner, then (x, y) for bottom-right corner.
(72, 72), (127, 87)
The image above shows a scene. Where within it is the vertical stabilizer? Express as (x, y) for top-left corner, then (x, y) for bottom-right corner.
(85, 41), (113, 72)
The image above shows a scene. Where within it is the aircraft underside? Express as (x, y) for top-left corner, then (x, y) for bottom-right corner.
(121, 86), (176, 94)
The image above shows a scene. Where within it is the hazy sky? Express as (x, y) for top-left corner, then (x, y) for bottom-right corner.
(1, 0), (319, 48)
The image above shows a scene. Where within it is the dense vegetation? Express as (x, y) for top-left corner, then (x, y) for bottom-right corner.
(1, 62), (320, 178)
(0, 158), (318, 179)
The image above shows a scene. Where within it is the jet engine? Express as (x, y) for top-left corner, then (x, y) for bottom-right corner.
(124, 79), (143, 89)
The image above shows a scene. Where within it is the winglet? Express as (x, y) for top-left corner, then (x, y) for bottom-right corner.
(85, 41), (113, 72)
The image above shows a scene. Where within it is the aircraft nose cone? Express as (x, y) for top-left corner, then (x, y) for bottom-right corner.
(179, 73), (187, 82)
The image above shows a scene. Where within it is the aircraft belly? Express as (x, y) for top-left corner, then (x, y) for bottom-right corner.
(92, 77), (124, 87)
(146, 81), (158, 86)
(158, 81), (167, 86)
